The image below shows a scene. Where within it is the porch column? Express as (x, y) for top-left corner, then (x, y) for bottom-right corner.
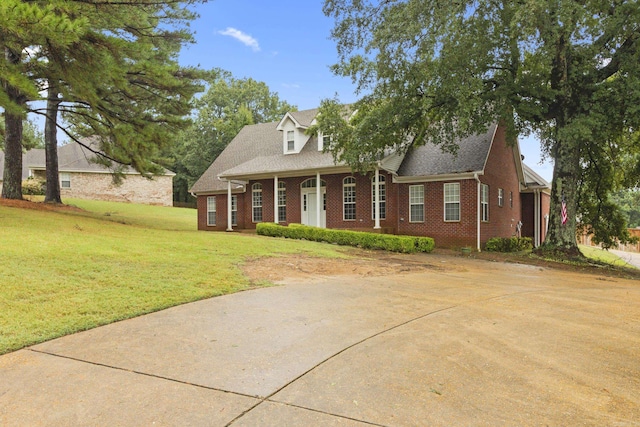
(274, 176), (279, 223)
(374, 167), (381, 229)
(227, 180), (233, 231)
(533, 190), (541, 248)
(316, 172), (322, 228)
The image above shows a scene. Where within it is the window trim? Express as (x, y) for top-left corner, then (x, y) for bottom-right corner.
(252, 183), (263, 223)
(343, 176), (356, 221)
(231, 195), (238, 226)
(409, 184), (425, 223)
(278, 181), (286, 223)
(481, 183), (489, 222)
(206, 196), (216, 226)
(60, 172), (71, 189)
(498, 188), (504, 207)
(443, 183), (461, 222)
(371, 174), (387, 220)
(286, 130), (295, 152)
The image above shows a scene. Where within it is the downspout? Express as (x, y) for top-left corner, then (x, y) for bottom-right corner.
(474, 173), (481, 252)
(227, 180), (233, 231)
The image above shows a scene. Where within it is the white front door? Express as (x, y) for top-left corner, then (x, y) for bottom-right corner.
(301, 190), (326, 227)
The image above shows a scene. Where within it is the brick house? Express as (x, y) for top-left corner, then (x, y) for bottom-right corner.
(190, 108), (550, 249)
(0, 140), (175, 206)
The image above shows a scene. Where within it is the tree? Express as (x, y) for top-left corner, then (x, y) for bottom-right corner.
(32, 0), (204, 203)
(170, 70), (296, 202)
(0, 119), (44, 151)
(319, 0), (640, 257)
(0, 0), (86, 199)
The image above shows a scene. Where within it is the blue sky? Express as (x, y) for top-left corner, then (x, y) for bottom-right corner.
(179, 0), (554, 182)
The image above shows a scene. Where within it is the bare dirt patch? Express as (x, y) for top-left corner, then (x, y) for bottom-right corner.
(242, 249), (473, 284)
(0, 198), (84, 213)
(242, 247), (640, 284)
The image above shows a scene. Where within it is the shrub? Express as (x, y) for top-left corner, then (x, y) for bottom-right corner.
(22, 178), (45, 196)
(485, 236), (533, 252)
(256, 223), (435, 254)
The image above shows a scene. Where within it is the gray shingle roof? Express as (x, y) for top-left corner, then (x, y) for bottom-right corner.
(289, 108), (319, 127)
(0, 137), (174, 181)
(396, 124), (498, 177)
(190, 121), (283, 193)
(219, 135), (342, 179)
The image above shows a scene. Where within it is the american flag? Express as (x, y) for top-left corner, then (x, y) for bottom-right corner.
(561, 193), (568, 225)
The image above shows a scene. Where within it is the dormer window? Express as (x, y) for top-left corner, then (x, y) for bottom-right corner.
(319, 133), (332, 151)
(287, 131), (295, 152)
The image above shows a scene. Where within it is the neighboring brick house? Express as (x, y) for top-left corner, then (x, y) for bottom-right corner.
(0, 140), (175, 206)
(190, 108), (550, 249)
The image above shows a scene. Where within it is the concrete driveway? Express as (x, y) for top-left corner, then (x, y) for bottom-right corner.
(1, 255), (639, 426)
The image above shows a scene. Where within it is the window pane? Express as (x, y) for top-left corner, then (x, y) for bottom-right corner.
(207, 196), (216, 226)
(409, 185), (424, 222)
(371, 175), (386, 220)
(231, 195), (237, 226)
(343, 177), (356, 220)
(444, 183), (460, 221)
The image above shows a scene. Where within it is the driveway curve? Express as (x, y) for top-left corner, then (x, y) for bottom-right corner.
(1, 254), (638, 426)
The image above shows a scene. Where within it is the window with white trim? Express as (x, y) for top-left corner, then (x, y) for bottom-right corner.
(343, 177), (356, 220)
(409, 185), (425, 222)
(207, 196), (216, 226)
(60, 173), (71, 188)
(481, 184), (489, 222)
(252, 183), (262, 223)
(231, 195), (238, 226)
(278, 181), (286, 222)
(287, 130), (295, 152)
(444, 183), (460, 221)
(498, 188), (504, 207)
(371, 174), (386, 220)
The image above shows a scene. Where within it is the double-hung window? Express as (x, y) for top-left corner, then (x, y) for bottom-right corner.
(231, 195), (238, 226)
(60, 173), (71, 188)
(343, 177), (356, 220)
(278, 181), (286, 222)
(287, 131), (295, 152)
(444, 183), (460, 221)
(207, 196), (216, 226)
(498, 188), (504, 207)
(409, 185), (425, 222)
(481, 184), (489, 222)
(252, 183), (263, 222)
(371, 175), (386, 220)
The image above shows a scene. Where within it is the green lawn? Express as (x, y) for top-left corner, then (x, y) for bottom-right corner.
(579, 244), (637, 269)
(0, 199), (348, 355)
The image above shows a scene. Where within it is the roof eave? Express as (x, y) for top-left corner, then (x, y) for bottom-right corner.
(393, 171), (483, 184)
(219, 165), (353, 181)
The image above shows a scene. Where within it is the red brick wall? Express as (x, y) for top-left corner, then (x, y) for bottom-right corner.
(395, 179), (478, 248)
(196, 193), (247, 231)
(478, 126), (522, 245)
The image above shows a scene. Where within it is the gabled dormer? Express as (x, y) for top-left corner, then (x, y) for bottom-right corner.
(276, 112), (311, 155)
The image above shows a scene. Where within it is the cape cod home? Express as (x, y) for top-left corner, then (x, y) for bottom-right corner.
(0, 139), (175, 206)
(190, 108), (550, 249)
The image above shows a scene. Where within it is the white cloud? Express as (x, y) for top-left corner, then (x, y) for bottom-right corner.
(218, 27), (260, 52)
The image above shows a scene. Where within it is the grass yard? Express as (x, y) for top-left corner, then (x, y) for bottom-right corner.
(0, 198), (348, 355)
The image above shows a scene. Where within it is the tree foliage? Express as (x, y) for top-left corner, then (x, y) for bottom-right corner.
(1, 0), (87, 199)
(319, 0), (640, 257)
(1, 0), (205, 201)
(170, 70), (296, 203)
